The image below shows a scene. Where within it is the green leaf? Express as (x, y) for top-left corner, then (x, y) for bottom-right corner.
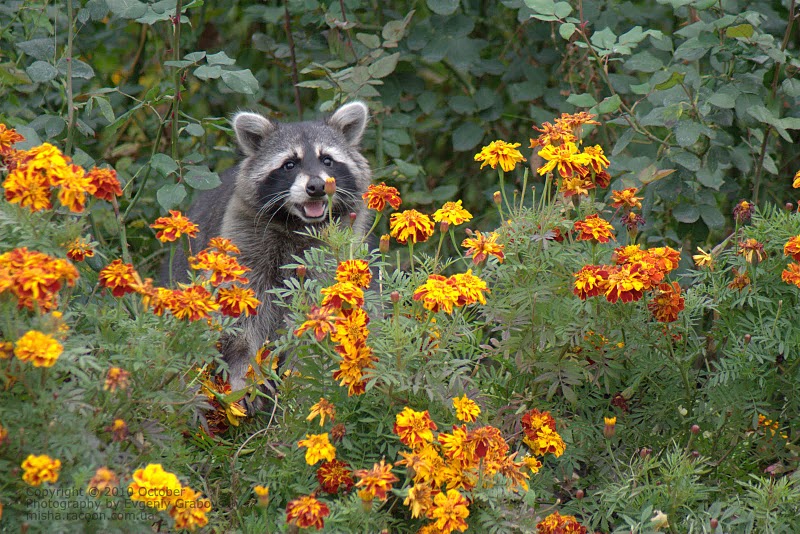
(675, 121), (703, 147)
(654, 71), (685, 90)
(382, 10), (415, 44)
(699, 203), (725, 230)
(669, 150), (701, 171)
(566, 93), (597, 107)
(45, 116), (65, 138)
(452, 122), (484, 151)
(707, 90), (737, 109)
(427, 0), (459, 16)
(184, 51), (207, 62)
(221, 69), (259, 95)
(184, 123), (205, 137)
(590, 28), (618, 51)
(431, 185), (459, 201)
(55, 58), (95, 79)
(559, 22), (576, 40)
(368, 53), (400, 79)
(156, 183), (186, 211)
(696, 168), (724, 190)
(106, 0), (148, 19)
(673, 202), (700, 223)
(673, 35), (713, 61)
(26, 61), (58, 83)
(193, 64), (222, 80)
(16, 39), (55, 61)
(725, 24), (754, 39)
(150, 153), (179, 176)
(612, 129), (635, 156)
(356, 33), (381, 49)
(184, 165), (222, 190)
(630, 82), (650, 95)
(553, 2), (572, 18)
(624, 51), (663, 73)
(95, 96), (116, 124)
(447, 95), (476, 115)
(393, 159), (422, 178)
(596, 94), (622, 114)
(206, 51), (236, 66)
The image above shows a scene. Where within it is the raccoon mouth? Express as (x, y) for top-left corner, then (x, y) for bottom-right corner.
(302, 201), (327, 219)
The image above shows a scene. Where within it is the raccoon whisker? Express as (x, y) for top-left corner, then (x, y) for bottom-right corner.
(255, 192), (291, 228)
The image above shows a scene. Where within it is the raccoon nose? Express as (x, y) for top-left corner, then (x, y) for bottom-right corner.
(305, 177), (326, 197)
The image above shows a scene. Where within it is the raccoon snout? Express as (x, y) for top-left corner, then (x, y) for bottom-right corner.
(305, 177), (327, 198)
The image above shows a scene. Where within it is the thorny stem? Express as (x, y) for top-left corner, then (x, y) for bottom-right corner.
(284, 1), (303, 117)
(64, 0), (75, 157)
(123, 121), (165, 221)
(111, 197), (132, 264)
(171, 0), (183, 162)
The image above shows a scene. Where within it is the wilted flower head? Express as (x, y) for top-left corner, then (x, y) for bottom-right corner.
(733, 200), (754, 223)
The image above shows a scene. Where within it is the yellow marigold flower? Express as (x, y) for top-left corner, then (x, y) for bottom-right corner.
(413, 274), (460, 314)
(109, 418), (128, 441)
(603, 416), (617, 439)
(794, 170), (800, 189)
(784, 236), (800, 261)
(573, 265), (609, 300)
(449, 270), (489, 307)
(404, 482), (435, 519)
(390, 209), (434, 244)
(14, 330), (63, 368)
(363, 182), (402, 211)
(647, 282), (685, 323)
(556, 111), (600, 131)
(530, 120), (576, 148)
(573, 214), (615, 243)
(316, 459), (354, 494)
(99, 259), (139, 297)
(522, 455), (542, 474)
(320, 281), (364, 309)
(168, 486), (211, 532)
(397, 443), (446, 486)
(537, 141), (590, 178)
(307, 398), (336, 427)
(253, 485), (270, 507)
(524, 425), (566, 457)
(738, 238), (766, 264)
(189, 249), (250, 287)
(335, 259), (372, 288)
(216, 285), (259, 318)
(21, 454), (61, 486)
(461, 231), (504, 264)
(536, 511), (587, 534)
(168, 285), (220, 321)
(3, 166), (52, 211)
(207, 236), (240, 254)
(0, 123), (24, 155)
(433, 200), (473, 226)
(438, 424), (472, 465)
(452, 394), (481, 423)
(394, 407), (438, 448)
(87, 467), (118, 495)
(298, 433), (336, 465)
(330, 307), (369, 351)
(150, 210), (200, 243)
(128, 464), (183, 510)
(51, 164), (96, 213)
(781, 262), (800, 288)
(65, 236), (95, 262)
(85, 166), (122, 201)
(0, 340), (13, 360)
(294, 304), (341, 341)
(104, 366), (130, 392)
(353, 459), (399, 501)
(603, 264), (646, 304)
(582, 145), (610, 173)
(691, 247), (712, 270)
(561, 174), (593, 198)
(474, 140), (526, 173)
(286, 495), (330, 530)
(610, 187), (643, 210)
(430, 489), (470, 534)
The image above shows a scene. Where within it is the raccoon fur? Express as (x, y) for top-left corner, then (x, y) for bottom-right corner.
(171, 102), (372, 397)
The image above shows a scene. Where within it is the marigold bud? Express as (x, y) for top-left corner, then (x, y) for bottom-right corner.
(786, 203), (794, 211)
(710, 518), (719, 530)
(329, 423), (346, 442)
(493, 191), (502, 205)
(324, 177), (336, 196)
(379, 234), (390, 254)
(603, 416), (616, 439)
(639, 448), (651, 458)
(744, 334), (751, 344)
(296, 265), (307, 279)
(691, 424), (700, 435)
(691, 450), (700, 458)
(575, 489), (584, 499)
(440, 220), (449, 233)
(349, 212), (357, 227)
(390, 291), (400, 303)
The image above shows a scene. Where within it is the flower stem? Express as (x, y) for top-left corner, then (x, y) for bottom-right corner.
(64, 0), (76, 157)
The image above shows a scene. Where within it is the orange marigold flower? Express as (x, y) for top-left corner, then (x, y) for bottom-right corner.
(561, 174), (593, 198)
(0, 340), (12, 360)
(21, 454), (61, 486)
(610, 187), (643, 210)
(65, 236), (95, 262)
(51, 164), (96, 213)
(794, 170), (800, 189)
(168, 486), (211, 532)
(573, 265), (609, 300)
(307, 398), (336, 427)
(363, 182), (402, 211)
(573, 214), (615, 243)
(461, 231), (504, 264)
(104, 367), (131, 392)
(784, 236), (800, 261)
(14, 330), (63, 368)
(525, 425), (566, 457)
(522, 455), (542, 474)
(108, 418), (128, 442)
(295, 305), (341, 341)
(449, 270), (489, 306)
(316, 459), (354, 494)
(286, 495), (330, 530)
(3, 166), (52, 211)
(530, 121), (576, 148)
(537, 141), (590, 178)
(536, 511), (587, 534)
(647, 246), (681, 273)
(0, 123), (24, 156)
(582, 145), (610, 174)
(390, 209), (434, 245)
(189, 250), (250, 287)
(298, 433), (336, 465)
(330, 306), (369, 351)
(128, 464), (183, 510)
(169, 285), (219, 321)
(0, 247), (78, 311)
(648, 282), (685, 323)
(782, 262), (800, 288)
(321, 281), (364, 309)
(86, 167), (122, 201)
(556, 111), (600, 131)
(216, 285), (259, 317)
(430, 489), (470, 534)
(336, 259), (372, 288)
(354, 459), (399, 501)
(99, 259), (138, 297)
(453, 394), (481, 423)
(413, 274), (460, 314)
(332, 342), (375, 396)
(738, 238), (766, 264)
(394, 407), (438, 448)
(438, 425), (473, 465)
(404, 482), (437, 519)
(433, 200), (473, 226)
(150, 210), (199, 243)
(87, 467), (118, 495)
(207, 236), (240, 254)
(474, 140), (526, 173)
(728, 267), (751, 291)
(603, 264), (646, 303)
(733, 200), (754, 223)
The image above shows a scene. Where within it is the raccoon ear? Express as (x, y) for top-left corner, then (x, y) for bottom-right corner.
(327, 101), (369, 146)
(232, 112), (276, 156)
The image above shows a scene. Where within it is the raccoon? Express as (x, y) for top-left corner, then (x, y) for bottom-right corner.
(172, 102), (372, 396)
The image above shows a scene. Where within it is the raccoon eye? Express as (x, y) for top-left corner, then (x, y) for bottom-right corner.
(282, 160), (296, 171)
(321, 156), (333, 167)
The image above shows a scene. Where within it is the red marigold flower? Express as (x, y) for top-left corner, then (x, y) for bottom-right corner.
(573, 214), (615, 243)
(65, 236), (95, 262)
(530, 121), (576, 148)
(390, 209), (434, 245)
(537, 141), (590, 179)
(189, 250), (250, 287)
(330, 306), (369, 352)
(610, 187), (642, 210)
(207, 236), (240, 254)
(573, 265), (609, 300)
(285, 495), (330, 530)
(104, 367), (131, 392)
(461, 231), (504, 264)
(784, 236), (800, 261)
(335, 259), (372, 288)
(99, 259), (138, 297)
(728, 267), (751, 291)
(561, 173), (594, 198)
(168, 285), (219, 321)
(354, 459), (399, 502)
(582, 145), (610, 174)
(150, 210), (200, 243)
(316, 459), (354, 494)
(86, 167), (122, 201)
(394, 407), (438, 448)
(603, 264), (646, 303)
(733, 200), (754, 223)
(449, 270), (489, 307)
(536, 511), (587, 534)
(362, 182), (402, 211)
(294, 305), (340, 341)
(320, 281), (364, 309)
(307, 398), (336, 427)
(782, 262), (800, 288)
(621, 211), (645, 231)
(738, 238), (766, 264)
(216, 285), (259, 317)
(413, 274), (460, 314)
(647, 282), (685, 323)
(0, 123), (24, 156)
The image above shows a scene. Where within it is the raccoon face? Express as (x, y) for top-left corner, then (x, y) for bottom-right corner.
(231, 103), (370, 226)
